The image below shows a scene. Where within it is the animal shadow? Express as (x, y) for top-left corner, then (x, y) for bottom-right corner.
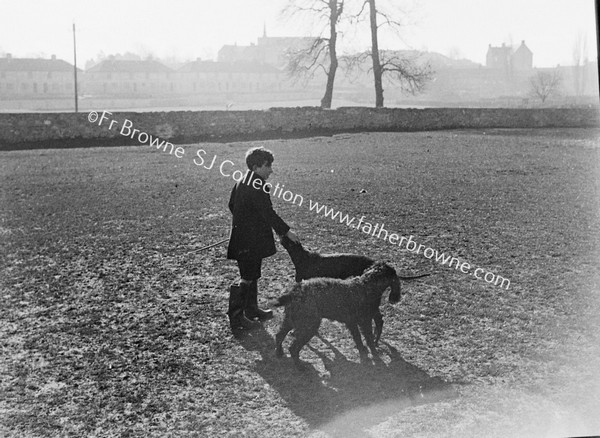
(236, 327), (458, 438)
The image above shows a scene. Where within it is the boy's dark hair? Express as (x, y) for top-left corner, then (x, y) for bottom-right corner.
(245, 147), (274, 170)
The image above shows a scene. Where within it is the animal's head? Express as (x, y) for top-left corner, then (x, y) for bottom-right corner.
(363, 261), (401, 303)
(280, 234), (303, 253)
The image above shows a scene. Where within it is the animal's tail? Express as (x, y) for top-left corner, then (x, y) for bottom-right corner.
(270, 294), (295, 307)
(398, 273), (432, 281)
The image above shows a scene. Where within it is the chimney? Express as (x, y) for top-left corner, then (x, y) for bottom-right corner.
(51, 54), (56, 60)
(6, 53), (11, 59)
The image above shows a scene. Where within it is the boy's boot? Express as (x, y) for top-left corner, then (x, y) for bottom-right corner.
(227, 282), (260, 330)
(245, 280), (274, 321)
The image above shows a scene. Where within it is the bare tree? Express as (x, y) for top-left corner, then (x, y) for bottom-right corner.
(530, 69), (562, 103)
(349, 0), (432, 107)
(284, 0), (344, 108)
(572, 32), (589, 98)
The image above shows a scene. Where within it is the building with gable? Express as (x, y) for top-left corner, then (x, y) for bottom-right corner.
(486, 41), (533, 71)
(511, 41), (533, 70)
(84, 58), (175, 96)
(0, 54), (77, 97)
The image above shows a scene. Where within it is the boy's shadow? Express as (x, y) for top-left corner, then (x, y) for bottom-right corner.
(236, 326), (458, 437)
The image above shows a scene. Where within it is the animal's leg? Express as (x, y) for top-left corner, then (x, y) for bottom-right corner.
(345, 323), (369, 361)
(359, 317), (379, 358)
(289, 322), (319, 370)
(275, 315), (293, 358)
(373, 311), (384, 346)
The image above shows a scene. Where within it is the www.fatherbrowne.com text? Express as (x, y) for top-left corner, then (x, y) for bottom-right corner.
(305, 201), (510, 289)
(194, 149), (511, 290)
(88, 112), (511, 290)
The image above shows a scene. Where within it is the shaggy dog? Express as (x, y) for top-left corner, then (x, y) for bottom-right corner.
(280, 235), (429, 344)
(272, 261), (400, 370)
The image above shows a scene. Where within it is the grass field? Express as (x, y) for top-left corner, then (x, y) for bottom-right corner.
(1, 128), (600, 437)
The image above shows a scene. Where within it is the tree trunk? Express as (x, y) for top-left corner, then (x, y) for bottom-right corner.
(320, 0), (339, 109)
(368, 0), (384, 107)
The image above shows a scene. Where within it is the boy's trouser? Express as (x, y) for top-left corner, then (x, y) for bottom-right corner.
(236, 258), (262, 281)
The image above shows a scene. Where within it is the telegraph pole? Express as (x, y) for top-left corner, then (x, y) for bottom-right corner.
(596, 0), (600, 103)
(73, 22), (79, 113)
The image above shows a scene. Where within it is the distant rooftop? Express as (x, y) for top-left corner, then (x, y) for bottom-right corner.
(179, 60), (280, 74)
(0, 54), (75, 72)
(86, 59), (173, 73)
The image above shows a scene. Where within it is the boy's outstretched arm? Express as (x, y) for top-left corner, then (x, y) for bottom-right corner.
(284, 230), (300, 243)
(255, 190), (300, 243)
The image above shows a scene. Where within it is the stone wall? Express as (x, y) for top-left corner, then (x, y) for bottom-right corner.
(1, 107), (599, 150)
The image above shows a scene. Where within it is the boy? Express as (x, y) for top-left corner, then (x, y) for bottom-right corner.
(227, 147), (300, 330)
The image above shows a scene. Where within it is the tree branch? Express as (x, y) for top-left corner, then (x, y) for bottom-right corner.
(377, 51), (433, 94)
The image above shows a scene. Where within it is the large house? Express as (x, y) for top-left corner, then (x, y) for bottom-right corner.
(0, 54), (77, 97)
(84, 59), (175, 96)
(486, 41), (533, 71)
(511, 41), (533, 70)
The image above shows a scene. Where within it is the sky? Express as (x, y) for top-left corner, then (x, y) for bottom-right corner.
(0, 0), (597, 68)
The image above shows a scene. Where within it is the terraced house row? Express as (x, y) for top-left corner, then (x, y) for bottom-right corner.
(0, 54), (291, 99)
(2, 36), (597, 105)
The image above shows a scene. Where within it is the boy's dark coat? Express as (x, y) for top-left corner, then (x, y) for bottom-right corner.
(227, 172), (290, 260)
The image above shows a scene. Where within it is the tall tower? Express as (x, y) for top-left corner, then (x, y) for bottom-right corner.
(263, 22), (267, 38)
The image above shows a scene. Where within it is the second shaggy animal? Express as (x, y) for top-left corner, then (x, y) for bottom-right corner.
(272, 261), (400, 370)
(280, 235), (429, 344)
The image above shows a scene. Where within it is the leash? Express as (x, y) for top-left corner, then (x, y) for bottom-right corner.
(189, 237), (229, 253)
(398, 273), (432, 280)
